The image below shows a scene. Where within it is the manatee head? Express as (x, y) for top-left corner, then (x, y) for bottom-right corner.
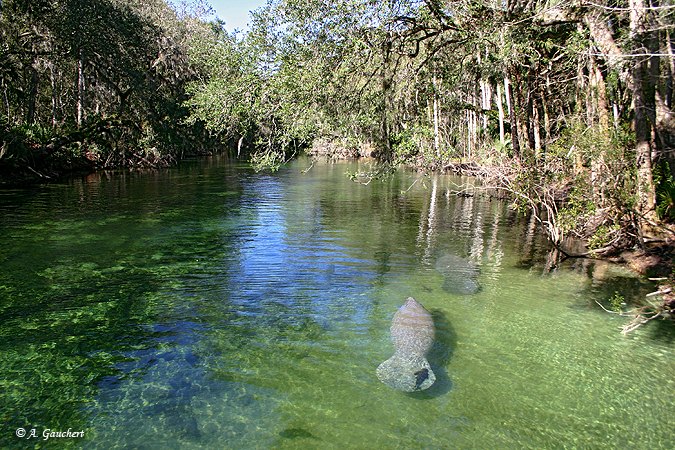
(376, 354), (436, 392)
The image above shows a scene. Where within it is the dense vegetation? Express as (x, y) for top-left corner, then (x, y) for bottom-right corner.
(1, 1), (674, 265)
(0, 0), (220, 179)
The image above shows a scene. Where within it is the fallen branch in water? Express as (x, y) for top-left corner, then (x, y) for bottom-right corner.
(595, 300), (623, 315)
(621, 311), (664, 334)
(646, 287), (672, 297)
(26, 166), (51, 179)
(346, 162), (396, 185)
(301, 159), (315, 174)
(596, 284), (675, 334)
(401, 175), (424, 194)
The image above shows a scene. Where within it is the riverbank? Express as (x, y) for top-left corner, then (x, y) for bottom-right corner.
(0, 125), (215, 186)
(0, 149), (94, 185)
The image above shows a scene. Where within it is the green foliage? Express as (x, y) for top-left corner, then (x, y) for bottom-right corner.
(250, 148), (287, 172)
(391, 125), (433, 161)
(496, 139), (512, 155)
(654, 162), (675, 222)
(14, 124), (57, 144)
(0, 0), (217, 180)
(588, 224), (620, 250)
(548, 121), (601, 168)
(557, 184), (596, 234)
(548, 119), (636, 203)
(608, 291), (625, 312)
(540, 116), (643, 249)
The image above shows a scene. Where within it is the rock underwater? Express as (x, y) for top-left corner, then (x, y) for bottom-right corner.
(435, 254), (481, 295)
(376, 297), (436, 392)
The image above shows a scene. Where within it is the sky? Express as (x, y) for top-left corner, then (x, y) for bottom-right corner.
(208, 0), (268, 31)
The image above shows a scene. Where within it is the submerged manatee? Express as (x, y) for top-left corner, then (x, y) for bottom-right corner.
(435, 254), (481, 295)
(376, 297), (436, 392)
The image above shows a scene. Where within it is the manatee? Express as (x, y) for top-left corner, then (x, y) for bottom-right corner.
(435, 254), (481, 295)
(376, 297), (436, 392)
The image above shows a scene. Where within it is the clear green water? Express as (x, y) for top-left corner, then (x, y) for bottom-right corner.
(0, 157), (672, 449)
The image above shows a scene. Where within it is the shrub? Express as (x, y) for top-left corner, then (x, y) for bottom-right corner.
(654, 162), (675, 222)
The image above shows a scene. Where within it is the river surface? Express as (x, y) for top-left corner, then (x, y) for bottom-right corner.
(0, 157), (672, 449)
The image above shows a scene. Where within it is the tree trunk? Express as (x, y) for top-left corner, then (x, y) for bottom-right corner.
(50, 64), (58, 127)
(591, 55), (610, 129)
(26, 64), (38, 125)
(663, 29), (673, 109)
(630, 0), (658, 220)
(76, 48), (85, 128)
(656, 27), (675, 153)
(505, 73), (520, 158)
(465, 110), (471, 159)
(2, 80), (9, 121)
(480, 78), (490, 131)
(532, 98), (541, 156)
(433, 74), (440, 157)
(516, 73), (531, 156)
(469, 92), (477, 159)
(543, 75), (552, 148)
(496, 82), (505, 145)
(504, 76), (511, 116)
(584, 6), (632, 89)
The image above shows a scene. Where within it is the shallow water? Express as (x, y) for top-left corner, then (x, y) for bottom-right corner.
(0, 157), (672, 449)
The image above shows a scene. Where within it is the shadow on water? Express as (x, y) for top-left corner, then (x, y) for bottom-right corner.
(569, 261), (675, 344)
(408, 309), (457, 399)
(568, 274), (653, 317)
(278, 427), (321, 441)
(647, 319), (675, 344)
(571, 260), (656, 310)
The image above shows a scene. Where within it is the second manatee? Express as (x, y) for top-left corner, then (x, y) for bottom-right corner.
(435, 254), (481, 295)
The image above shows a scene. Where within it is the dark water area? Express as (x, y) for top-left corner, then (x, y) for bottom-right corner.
(0, 156), (672, 449)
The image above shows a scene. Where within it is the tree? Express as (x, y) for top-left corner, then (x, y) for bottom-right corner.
(0, 0), (216, 178)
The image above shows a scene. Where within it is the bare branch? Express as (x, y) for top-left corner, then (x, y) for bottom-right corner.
(584, 1), (675, 12)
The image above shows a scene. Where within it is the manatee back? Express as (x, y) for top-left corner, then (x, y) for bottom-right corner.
(390, 297), (435, 357)
(377, 297), (436, 392)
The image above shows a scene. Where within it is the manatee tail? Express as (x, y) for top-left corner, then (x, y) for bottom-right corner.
(376, 354), (436, 392)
